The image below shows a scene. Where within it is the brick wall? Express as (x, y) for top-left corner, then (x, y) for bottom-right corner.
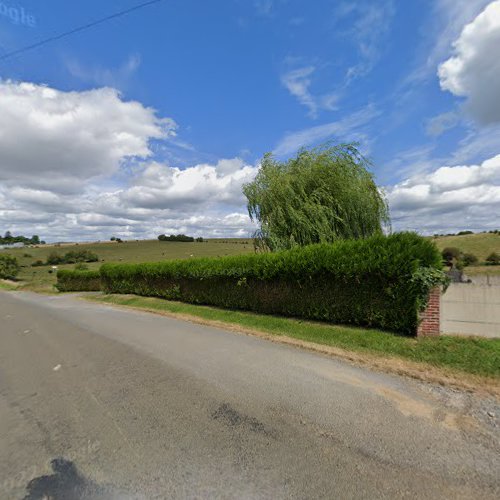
(417, 287), (441, 337)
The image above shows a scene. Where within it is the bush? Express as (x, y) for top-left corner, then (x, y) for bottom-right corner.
(100, 232), (446, 335)
(461, 252), (478, 267)
(63, 249), (99, 264)
(44, 249), (99, 265)
(46, 251), (65, 265)
(74, 262), (89, 271)
(486, 252), (500, 265)
(56, 270), (101, 292)
(158, 234), (195, 242)
(441, 247), (461, 265)
(32, 260), (45, 267)
(0, 255), (20, 279)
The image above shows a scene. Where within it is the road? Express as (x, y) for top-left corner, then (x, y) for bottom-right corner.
(0, 291), (499, 499)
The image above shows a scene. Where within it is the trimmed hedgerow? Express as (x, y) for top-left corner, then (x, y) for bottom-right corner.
(56, 270), (101, 292)
(99, 233), (446, 335)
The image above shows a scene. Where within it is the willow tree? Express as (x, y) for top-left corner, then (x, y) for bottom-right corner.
(243, 143), (390, 251)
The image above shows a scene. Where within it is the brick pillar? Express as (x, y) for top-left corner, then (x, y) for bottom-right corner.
(417, 287), (441, 337)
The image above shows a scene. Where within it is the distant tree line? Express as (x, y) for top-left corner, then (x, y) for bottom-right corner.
(434, 230), (500, 237)
(158, 234), (204, 242)
(0, 231), (45, 245)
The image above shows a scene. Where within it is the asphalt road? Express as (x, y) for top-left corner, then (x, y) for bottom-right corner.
(0, 291), (499, 499)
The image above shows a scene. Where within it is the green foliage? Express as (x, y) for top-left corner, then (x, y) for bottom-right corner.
(46, 249), (98, 265)
(461, 252), (478, 267)
(56, 270), (101, 292)
(63, 249), (99, 263)
(158, 234), (195, 242)
(0, 232), (42, 245)
(243, 143), (390, 251)
(486, 252), (500, 265)
(74, 262), (89, 271)
(46, 251), (65, 265)
(0, 254), (20, 279)
(441, 247), (461, 265)
(98, 232), (445, 335)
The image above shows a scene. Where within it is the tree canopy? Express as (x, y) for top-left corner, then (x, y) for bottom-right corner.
(243, 143), (390, 251)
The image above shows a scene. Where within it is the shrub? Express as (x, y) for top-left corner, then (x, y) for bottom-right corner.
(486, 252), (500, 265)
(63, 249), (99, 264)
(44, 250), (99, 265)
(100, 232), (446, 335)
(441, 247), (461, 265)
(74, 263), (89, 271)
(46, 251), (65, 265)
(0, 255), (20, 279)
(158, 234), (195, 242)
(56, 270), (101, 292)
(32, 260), (45, 267)
(461, 253), (478, 267)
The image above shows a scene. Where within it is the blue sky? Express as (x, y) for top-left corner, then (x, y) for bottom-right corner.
(0, 0), (499, 240)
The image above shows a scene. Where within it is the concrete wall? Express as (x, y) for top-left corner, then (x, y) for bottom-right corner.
(441, 282), (500, 338)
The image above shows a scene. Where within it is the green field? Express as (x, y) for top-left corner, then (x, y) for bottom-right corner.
(2, 239), (254, 292)
(432, 232), (500, 275)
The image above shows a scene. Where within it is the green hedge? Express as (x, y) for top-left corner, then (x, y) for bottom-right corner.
(97, 233), (445, 335)
(56, 270), (101, 292)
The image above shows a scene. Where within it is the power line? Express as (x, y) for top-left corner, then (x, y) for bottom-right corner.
(0, 0), (164, 62)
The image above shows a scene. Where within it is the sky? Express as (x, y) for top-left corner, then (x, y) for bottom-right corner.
(0, 0), (499, 241)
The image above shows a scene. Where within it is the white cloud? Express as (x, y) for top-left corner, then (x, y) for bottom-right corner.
(120, 159), (257, 209)
(388, 153), (500, 232)
(0, 80), (261, 242)
(273, 105), (379, 156)
(280, 65), (338, 118)
(438, 0), (500, 124)
(0, 80), (174, 193)
(406, 0), (491, 84)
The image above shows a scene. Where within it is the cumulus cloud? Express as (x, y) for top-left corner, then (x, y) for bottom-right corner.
(0, 80), (174, 193)
(120, 159), (257, 209)
(388, 154), (500, 232)
(0, 155), (258, 241)
(0, 80), (260, 241)
(438, 0), (500, 124)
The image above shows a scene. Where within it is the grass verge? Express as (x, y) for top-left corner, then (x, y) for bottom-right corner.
(85, 294), (500, 393)
(0, 280), (19, 291)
